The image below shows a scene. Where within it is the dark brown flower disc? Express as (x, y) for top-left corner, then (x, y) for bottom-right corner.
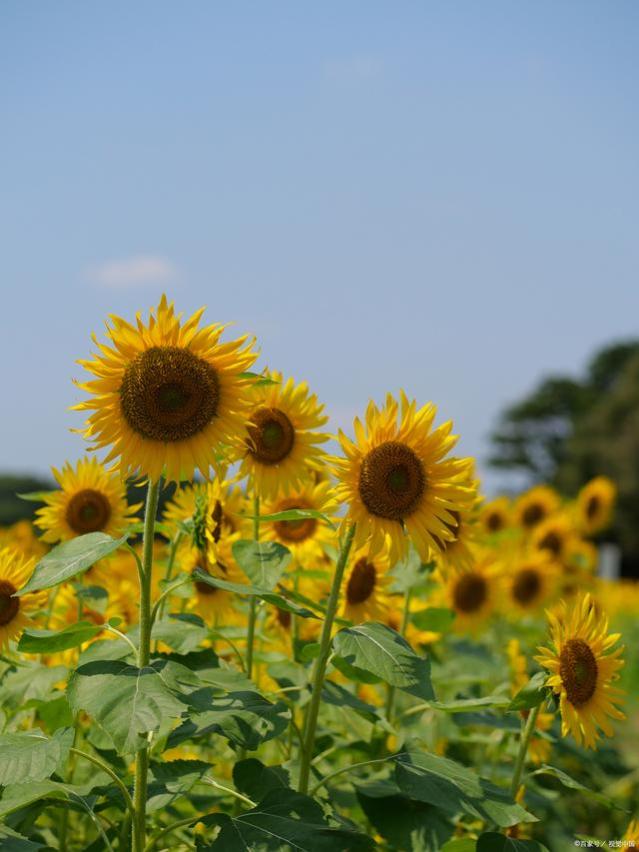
(247, 407), (295, 465)
(560, 638), (598, 706)
(453, 572), (487, 614)
(66, 489), (112, 534)
(0, 580), (19, 627)
(346, 558), (377, 605)
(358, 441), (426, 521)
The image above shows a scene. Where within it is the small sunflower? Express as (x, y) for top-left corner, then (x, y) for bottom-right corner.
(74, 295), (257, 483)
(0, 548), (47, 649)
(515, 486), (560, 532)
(535, 593), (625, 749)
(443, 551), (499, 634)
(340, 545), (392, 623)
(235, 371), (329, 499)
(503, 552), (559, 615)
(260, 478), (337, 565)
(334, 391), (475, 564)
(35, 458), (140, 544)
(479, 496), (512, 536)
(531, 513), (574, 561)
(576, 476), (616, 537)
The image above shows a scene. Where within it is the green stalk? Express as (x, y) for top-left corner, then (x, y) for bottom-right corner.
(245, 494), (260, 678)
(132, 478), (161, 852)
(384, 587), (412, 724)
(510, 702), (542, 798)
(298, 522), (356, 795)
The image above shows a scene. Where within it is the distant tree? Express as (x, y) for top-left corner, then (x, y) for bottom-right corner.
(0, 474), (53, 526)
(489, 341), (639, 573)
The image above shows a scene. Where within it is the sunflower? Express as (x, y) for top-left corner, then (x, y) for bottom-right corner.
(535, 593), (625, 749)
(0, 548), (47, 649)
(623, 820), (639, 844)
(531, 513), (575, 561)
(442, 550), (499, 633)
(340, 545), (392, 623)
(235, 371), (329, 499)
(35, 458), (139, 544)
(334, 391), (475, 564)
(576, 476), (616, 537)
(163, 479), (250, 541)
(74, 295), (257, 483)
(479, 496), (512, 536)
(433, 480), (481, 575)
(503, 551), (559, 616)
(180, 535), (246, 627)
(514, 486), (560, 532)
(0, 520), (47, 561)
(260, 478), (337, 565)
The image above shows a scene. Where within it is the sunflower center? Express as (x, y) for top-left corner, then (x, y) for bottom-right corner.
(586, 495), (600, 520)
(513, 568), (542, 606)
(0, 580), (19, 627)
(273, 499), (317, 543)
(358, 441), (426, 521)
(346, 558), (377, 605)
(66, 489), (112, 534)
(522, 503), (544, 528)
(560, 638), (598, 706)
(453, 573), (487, 614)
(486, 512), (504, 533)
(539, 531), (562, 556)
(276, 607), (292, 629)
(193, 562), (219, 596)
(247, 407), (295, 465)
(120, 346), (220, 442)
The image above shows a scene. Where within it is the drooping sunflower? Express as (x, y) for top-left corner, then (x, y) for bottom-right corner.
(340, 545), (392, 623)
(535, 593), (625, 749)
(74, 295), (257, 483)
(35, 458), (140, 544)
(163, 479), (250, 541)
(503, 551), (559, 616)
(235, 371), (329, 499)
(0, 548), (47, 649)
(334, 392), (475, 564)
(260, 478), (337, 565)
(442, 550), (500, 634)
(576, 476), (616, 537)
(506, 639), (553, 765)
(479, 496), (512, 536)
(514, 486), (560, 533)
(531, 513), (575, 562)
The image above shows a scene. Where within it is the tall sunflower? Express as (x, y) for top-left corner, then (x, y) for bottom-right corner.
(235, 371), (329, 499)
(334, 392), (475, 564)
(35, 457), (140, 543)
(0, 548), (47, 649)
(576, 476), (616, 537)
(535, 593), (625, 749)
(74, 295), (257, 482)
(514, 486), (560, 533)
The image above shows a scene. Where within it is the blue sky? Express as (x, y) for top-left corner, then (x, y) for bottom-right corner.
(2, 1), (638, 492)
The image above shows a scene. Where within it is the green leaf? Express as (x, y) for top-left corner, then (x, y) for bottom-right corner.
(67, 660), (184, 754)
(231, 540), (291, 590)
(18, 621), (104, 654)
(476, 833), (549, 852)
(357, 780), (454, 852)
(17, 491), (50, 503)
(17, 533), (129, 595)
(507, 672), (548, 712)
(197, 788), (375, 850)
(390, 547), (435, 593)
(332, 622), (434, 700)
(0, 825), (46, 850)
(26, 693), (74, 733)
(0, 728), (73, 785)
(0, 779), (91, 818)
(150, 758), (212, 793)
(430, 695), (511, 713)
(322, 681), (388, 727)
(411, 607), (456, 632)
(238, 371), (280, 386)
(1, 664), (68, 711)
(233, 758), (290, 802)
(529, 764), (620, 809)
(255, 508), (336, 529)
(394, 752), (537, 828)
(151, 613), (208, 654)
(191, 569), (316, 617)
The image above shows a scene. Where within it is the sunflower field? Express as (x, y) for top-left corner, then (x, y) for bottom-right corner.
(1, 296), (638, 852)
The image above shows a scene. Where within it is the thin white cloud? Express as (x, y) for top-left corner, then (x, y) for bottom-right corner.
(87, 255), (178, 288)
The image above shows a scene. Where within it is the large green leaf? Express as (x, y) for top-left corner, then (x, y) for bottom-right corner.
(507, 672), (548, 712)
(476, 834), (549, 852)
(529, 764), (619, 808)
(429, 695), (511, 713)
(411, 607), (456, 633)
(231, 540), (291, 590)
(197, 788), (375, 850)
(0, 825), (46, 850)
(18, 621), (104, 654)
(232, 758), (290, 802)
(394, 752), (537, 828)
(0, 728), (73, 785)
(1, 664), (68, 711)
(17, 533), (128, 595)
(0, 779), (91, 818)
(332, 622), (434, 700)
(151, 613), (208, 654)
(357, 779), (454, 851)
(67, 660), (184, 754)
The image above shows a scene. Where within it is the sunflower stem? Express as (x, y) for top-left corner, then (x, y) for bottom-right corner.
(245, 494), (260, 679)
(132, 478), (161, 852)
(298, 522), (356, 795)
(510, 702), (541, 798)
(385, 587), (412, 724)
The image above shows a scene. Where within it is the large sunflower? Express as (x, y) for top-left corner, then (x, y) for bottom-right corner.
(235, 371), (329, 499)
(35, 457), (140, 544)
(503, 551), (559, 616)
(0, 548), (47, 649)
(514, 486), (560, 532)
(576, 476), (616, 537)
(339, 545), (392, 623)
(260, 478), (337, 565)
(334, 392), (475, 564)
(535, 593), (625, 749)
(74, 295), (257, 482)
